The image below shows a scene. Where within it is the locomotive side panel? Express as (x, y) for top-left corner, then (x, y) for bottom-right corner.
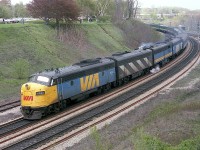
(172, 38), (183, 55)
(56, 59), (116, 101)
(152, 43), (172, 65)
(110, 50), (153, 80)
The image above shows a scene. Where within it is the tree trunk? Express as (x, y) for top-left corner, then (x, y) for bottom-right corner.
(114, 0), (123, 22)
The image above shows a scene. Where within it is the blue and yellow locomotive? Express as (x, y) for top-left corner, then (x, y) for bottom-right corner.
(21, 58), (116, 119)
(21, 25), (188, 120)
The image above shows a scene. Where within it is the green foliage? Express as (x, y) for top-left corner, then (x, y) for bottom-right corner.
(0, 5), (12, 18)
(76, 0), (96, 15)
(132, 129), (200, 150)
(98, 16), (111, 23)
(0, 21), (161, 100)
(147, 102), (178, 121)
(10, 58), (30, 79)
(14, 2), (29, 17)
(90, 126), (109, 150)
(175, 136), (200, 150)
(132, 129), (170, 150)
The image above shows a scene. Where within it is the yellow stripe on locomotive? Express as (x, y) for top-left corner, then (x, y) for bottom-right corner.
(80, 73), (99, 92)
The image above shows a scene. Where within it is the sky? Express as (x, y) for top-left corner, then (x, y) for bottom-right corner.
(11, 0), (200, 10)
(139, 0), (200, 10)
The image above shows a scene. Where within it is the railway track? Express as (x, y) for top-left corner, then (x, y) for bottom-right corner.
(0, 100), (20, 113)
(0, 39), (191, 140)
(0, 37), (198, 150)
(0, 39), (191, 130)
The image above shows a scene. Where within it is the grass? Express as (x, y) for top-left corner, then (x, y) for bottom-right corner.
(81, 23), (128, 54)
(129, 86), (200, 147)
(0, 21), (161, 99)
(173, 65), (200, 88)
(132, 129), (200, 150)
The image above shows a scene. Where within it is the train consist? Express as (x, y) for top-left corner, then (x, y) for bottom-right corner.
(21, 25), (188, 119)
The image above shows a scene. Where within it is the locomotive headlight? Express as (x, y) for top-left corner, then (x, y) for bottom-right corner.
(36, 91), (45, 96)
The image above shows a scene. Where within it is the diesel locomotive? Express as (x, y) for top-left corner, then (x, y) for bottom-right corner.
(21, 25), (188, 119)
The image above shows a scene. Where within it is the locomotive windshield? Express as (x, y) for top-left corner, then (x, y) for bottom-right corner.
(29, 75), (50, 86)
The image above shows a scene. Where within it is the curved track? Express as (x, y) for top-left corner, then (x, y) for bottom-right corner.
(0, 39), (191, 139)
(1, 37), (199, 150)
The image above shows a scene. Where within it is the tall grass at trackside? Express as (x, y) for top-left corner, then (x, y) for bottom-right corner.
(89, 126), (200, 150)
(132, 129), (200, 150)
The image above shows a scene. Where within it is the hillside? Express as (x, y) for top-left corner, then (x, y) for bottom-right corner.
(0, 21), (162, 99)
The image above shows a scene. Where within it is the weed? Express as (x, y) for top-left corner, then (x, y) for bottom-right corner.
(132, 128), (170, 150)
(90, 126), (109, 150)
(132, 129), (200, 150)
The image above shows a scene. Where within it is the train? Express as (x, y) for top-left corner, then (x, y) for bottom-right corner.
(21, 25), (188, 119)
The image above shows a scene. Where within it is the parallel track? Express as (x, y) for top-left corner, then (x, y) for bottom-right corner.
(2, 37), (199, 150)
(0, 39), (191, 141)
(0, 101), (20, 113)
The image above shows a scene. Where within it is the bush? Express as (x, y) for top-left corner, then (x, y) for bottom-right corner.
(98, 16), (111, 23)
(10, 58), (30, 79)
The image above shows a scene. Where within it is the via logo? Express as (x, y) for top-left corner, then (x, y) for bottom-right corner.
(24, 96), (33, 101)
(80, 73), (99, 92)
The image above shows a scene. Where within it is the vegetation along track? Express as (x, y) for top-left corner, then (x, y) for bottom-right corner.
(0, 37), (199, 150)
(0, 36), (191, 135)
(0, 37), (191, 145)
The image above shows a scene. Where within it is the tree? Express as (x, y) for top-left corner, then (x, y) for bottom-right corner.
(27, 0), (79, 26)
(0, 0), (11, 6)
(76, 0), (96, 16)
(14, 2), (29, 17)
(0, 5), (12, 18)
(113, 0), (123, 21)
(126, 0), (139, 20)
(96, 0), (112, 16)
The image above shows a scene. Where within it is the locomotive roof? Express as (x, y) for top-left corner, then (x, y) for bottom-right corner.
(110, 50), (152, 60)
(31, 58), (114, 79)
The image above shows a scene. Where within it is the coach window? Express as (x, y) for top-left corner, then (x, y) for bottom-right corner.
(102, 72), (104, 76)
(70, 80), (74, 86)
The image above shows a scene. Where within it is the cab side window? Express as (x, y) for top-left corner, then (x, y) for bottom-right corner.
(51, 79), (57, 86)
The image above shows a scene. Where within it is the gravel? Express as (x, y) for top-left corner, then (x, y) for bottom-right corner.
(0, 107), (22, 125)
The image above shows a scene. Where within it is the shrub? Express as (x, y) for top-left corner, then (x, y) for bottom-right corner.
(11, 58), (30, 79)
(98, 16), (111, 23)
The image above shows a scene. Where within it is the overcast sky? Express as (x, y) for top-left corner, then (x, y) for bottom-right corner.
(139, 0), (200, 10)
(11, 0), (200, 10)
